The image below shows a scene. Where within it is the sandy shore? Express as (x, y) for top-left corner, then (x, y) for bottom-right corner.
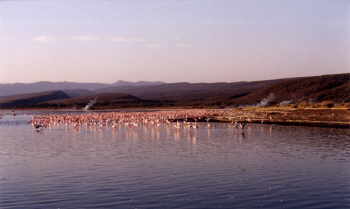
(214, 107), (350, 128)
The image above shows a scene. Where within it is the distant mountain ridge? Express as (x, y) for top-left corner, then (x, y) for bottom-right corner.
(0, 73), (348, 109)
(0, 81), (165, 97)
(113, 80), (164, 87)
(95, 81), (280, 102)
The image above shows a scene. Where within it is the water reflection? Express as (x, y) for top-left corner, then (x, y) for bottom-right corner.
(0, 113), (349, 209)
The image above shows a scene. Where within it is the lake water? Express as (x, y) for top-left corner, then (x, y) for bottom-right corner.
(0, 112), (350, 209)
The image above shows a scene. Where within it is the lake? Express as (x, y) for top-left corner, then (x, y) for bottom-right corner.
(0, 111), (349, 209)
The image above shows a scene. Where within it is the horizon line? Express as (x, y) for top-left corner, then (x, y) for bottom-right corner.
(0, 72), (348, 85)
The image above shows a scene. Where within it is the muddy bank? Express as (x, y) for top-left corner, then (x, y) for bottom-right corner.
(210, 108), (350, 128)
(167, 107), (350, 128)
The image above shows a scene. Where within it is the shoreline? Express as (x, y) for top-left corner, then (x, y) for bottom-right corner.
(216, 107), (350, 129)
(24, 106), (350, 129)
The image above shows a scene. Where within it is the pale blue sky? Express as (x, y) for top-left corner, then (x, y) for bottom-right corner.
(0, 0), (349, 83)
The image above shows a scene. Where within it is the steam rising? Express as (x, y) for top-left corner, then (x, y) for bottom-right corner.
(84, 98), (97, 111)
(279, 100), (292, 106)
(257, 93), (275, 107)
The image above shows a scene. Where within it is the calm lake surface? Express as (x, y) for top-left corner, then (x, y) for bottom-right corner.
(0, 111), (349, 209)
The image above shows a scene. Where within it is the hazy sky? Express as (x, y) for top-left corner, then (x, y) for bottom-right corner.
(0, 0), (349, 83)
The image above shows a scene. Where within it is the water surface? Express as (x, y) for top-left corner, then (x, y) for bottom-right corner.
(0, 111), (349, 209)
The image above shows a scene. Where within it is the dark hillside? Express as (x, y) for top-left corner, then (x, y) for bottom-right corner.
(63, 89), (94, 98)
(0, 81), (165, 97)
(0, 82), (109, 97)
(1, 73), (348, 108)
(0, 91), (70, 108)
(96, 80), (285, 103)
(230, 73), (350, 105)
(44, 93), (160, 108)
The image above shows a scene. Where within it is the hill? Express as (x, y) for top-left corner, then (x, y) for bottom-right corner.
(62, 89), (94, 98)
(112, 80), (164, 87)
(96, 73), (349, 106)
(95, 80), (284, 103)
(0, 81), (165, 97)
(230, 73), (350, 106)
(0, 90), (70, 108)
(0, 73), (348, 109)
(44, 93), (161, 109)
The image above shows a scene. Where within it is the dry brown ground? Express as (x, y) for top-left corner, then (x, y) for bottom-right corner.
(215, 107), (350, 128)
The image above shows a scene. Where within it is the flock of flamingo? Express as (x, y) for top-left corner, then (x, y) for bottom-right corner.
(30, 110), (248, 132)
